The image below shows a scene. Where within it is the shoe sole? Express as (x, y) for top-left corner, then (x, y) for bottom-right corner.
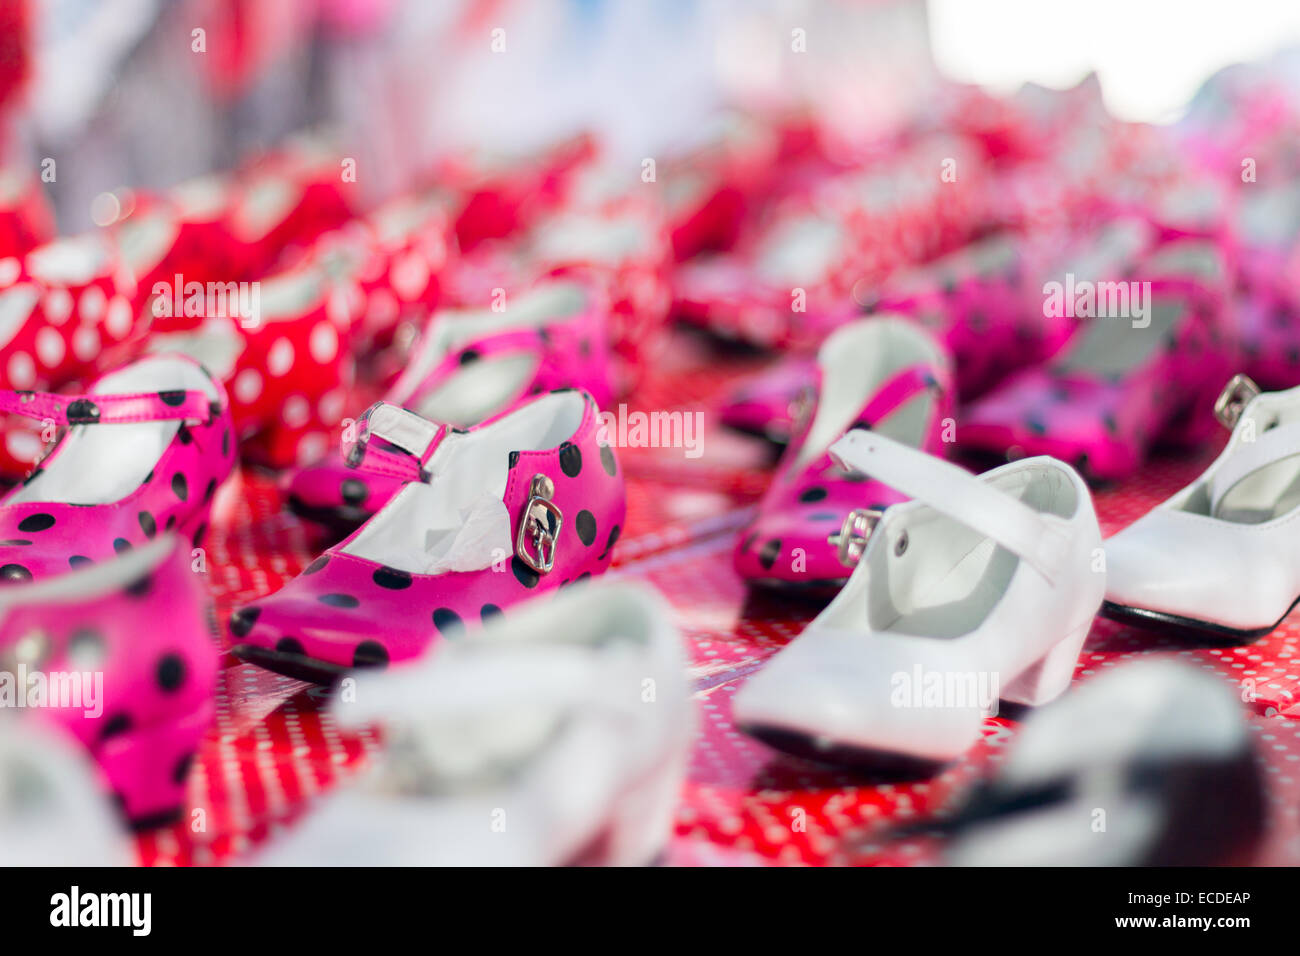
(740, 723), (949, 780)
(745, 576), (848, 598)
(231, 643), (360, 685)
(1099, 598), (1298, 644)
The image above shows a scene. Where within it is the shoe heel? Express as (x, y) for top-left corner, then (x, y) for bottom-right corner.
(602, 755), (685, 866)
(1001, 620), (1092, 707)
(95, 700), (212, 829)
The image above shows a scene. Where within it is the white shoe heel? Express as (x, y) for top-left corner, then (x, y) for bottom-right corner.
(1001, 620), (1092, 707)
(599, 753), (688, 866)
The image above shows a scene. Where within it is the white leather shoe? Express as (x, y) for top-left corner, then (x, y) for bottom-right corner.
(258, 582), (692, 866)
(1103, 374), (1300, 640)
(733, 430), (1104, 771)
(943, 660), (1264, 866)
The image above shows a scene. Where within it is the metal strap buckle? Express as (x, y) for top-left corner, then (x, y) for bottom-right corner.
(515, 474), (562, 574)
(1214, 374), (1260, 430)
(827, 507), (883, 568)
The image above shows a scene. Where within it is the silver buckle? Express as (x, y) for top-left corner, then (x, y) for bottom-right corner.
(515, 474), (562, 574)
(1214, 374), (1260, 430)
(827, 507), (883, 568)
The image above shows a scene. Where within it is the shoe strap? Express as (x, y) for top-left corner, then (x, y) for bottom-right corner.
(829, 429), (1073, 584)
(1209, 420), (1300, 517)
(0, 389), (216, 426)
(345, 401), (443, 482)
(852, 363), (949, 429)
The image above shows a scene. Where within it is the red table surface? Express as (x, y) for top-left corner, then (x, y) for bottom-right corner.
(133, 332), (1300, 866)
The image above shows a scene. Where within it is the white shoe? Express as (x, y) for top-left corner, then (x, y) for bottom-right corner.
(733, 429), (1104, 770)
(1103, 374), (1300, 640)
(257, 582), (692, 866)
(943, 660), (1264, 866)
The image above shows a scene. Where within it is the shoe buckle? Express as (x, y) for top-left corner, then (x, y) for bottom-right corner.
(516, 474), (562, 574)
(827, 507), (883, 568)
(1214, 374), (1261, 430)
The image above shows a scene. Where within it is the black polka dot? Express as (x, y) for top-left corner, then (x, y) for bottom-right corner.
(192, 523), (207, 548)
(459, 349), (481, 365)
(0, 564), (31, 581)
(318, 593), (359, 608)
(229, 606), (260, 637)
(68, 555), (92, 569)
(340, 479), (368, 506)
(600, 444), (617, 477)
(171, 473), (188, 501)
(158, 390), (187, 407)
(113, 537), (131, 554)
(99, 713), (132, 741)
(575, 510), (597, 546)
(758, 539), (781, 570)
(1025, 417), (1047, 436)
(17, 513), (54, 532)
(222, 430), (230, 457)
(177, 424), (193, 445)
(125, 573), (152, 598)
(303, 556), (329, 575)
(156, 654), (186, 692)
(172, 752), (196, 786)
(139, 512), (157, 538)
(353, 640), (389, 669)
(203, 479), (217, 503)
(276, 637), (305, 655)
(599, 524), (621, 561)
(432, 607), (464, 635)
(512, 556), (539, 588)
(66, 398), (100, 423)
(559, 442), (582, 477)
(165, 515), (176, 530)
(799, 487), (828, 503)
(372, 566), (412, 589)
(481, 604), (502, 623)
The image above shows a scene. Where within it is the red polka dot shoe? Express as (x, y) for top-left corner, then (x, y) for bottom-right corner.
(734, 317), (954, 592)
(0, 354), (235, 581)
(285, 274), (615, 534)
(230, 389), (625, 682)
(145, 259), (363, 469)
(0, 535), (218, 829)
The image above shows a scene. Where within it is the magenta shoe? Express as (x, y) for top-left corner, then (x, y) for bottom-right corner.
(719, 356), (816, 445)
(0, 536), (217, 827)
(734, 317), (954, 591)
(0, 355), (235, 580)
(959, 238), (1236, 482)
(232, 390), (625, 681)
(285, 276), (615, 533)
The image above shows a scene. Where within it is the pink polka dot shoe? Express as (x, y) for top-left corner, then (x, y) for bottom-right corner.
(231, 389), (626, 682)
(734, 317), (954, 592)
(0, 354), (235, 581)
(719, 355), (816, 446)
(285, 275), (615, 534)
(0, 535), (218, 829)
(960, 235), (1237, 483)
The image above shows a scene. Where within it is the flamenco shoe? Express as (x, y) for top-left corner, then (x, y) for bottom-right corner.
(735, 429), (1104, 771)
(231, 389), (626, 681)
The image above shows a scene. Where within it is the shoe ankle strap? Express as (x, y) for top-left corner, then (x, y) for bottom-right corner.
(829, 430), (1073, 584)
(1210, 419), (1300, 517)
(345, 401), (444, 482)
(0, 388), (217, 426)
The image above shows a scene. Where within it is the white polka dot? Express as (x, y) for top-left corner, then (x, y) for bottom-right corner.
(318, 389), (345, 424)
(391, 252), (430, 301)
(7, 351), (35, 388)
(308, 322), (338, 364)
(43, 288), (73, 325)
(72, 326), (100, 361)
(35, 328), (65, 368)
(296, 431), (328, 466)
(233, 368), (262, 404)
(282, 394), (310, 428)
(267, 338), (294, 377)
(79, 286), (106, 322)
(367, 289), (398, 327)
(104, 295), (132, 338)
(0, 258), (20, 286)
(5, 429), (42, 462)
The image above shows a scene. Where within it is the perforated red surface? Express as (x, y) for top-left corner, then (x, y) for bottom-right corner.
(136, 332), (1300, 866)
